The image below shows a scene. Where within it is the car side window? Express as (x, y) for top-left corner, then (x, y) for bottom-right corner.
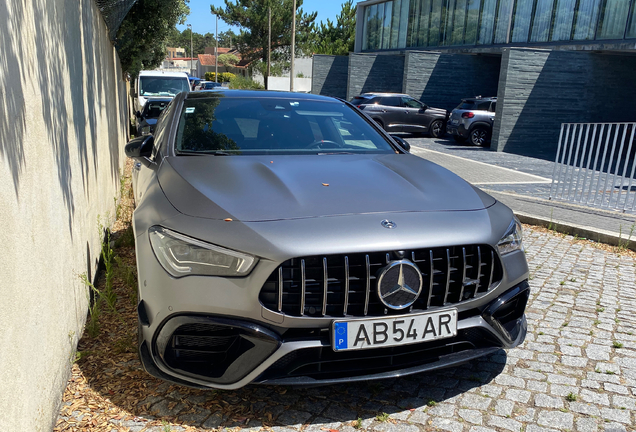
(489, 102), (497, 112)
(477, 101), (491, 111)
(380, 97), (401, 107)
(152, 100), (175, 158)
(402, 97), (422, 109)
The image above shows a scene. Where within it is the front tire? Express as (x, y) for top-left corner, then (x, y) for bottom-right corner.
(470, 126), (490, 146)
(429, 120), (444, 138)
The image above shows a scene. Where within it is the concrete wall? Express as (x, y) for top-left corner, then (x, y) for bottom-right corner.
(0, 0), (127, 429)
(347, 52), (405, 100)
(403, 52), (501, 112)
(268, 76), (312, 92)
(493, 48), (636, 160)
(311, 55), (350, 99)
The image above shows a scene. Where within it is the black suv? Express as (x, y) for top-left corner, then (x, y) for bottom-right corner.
(351, 93), (448, 138)
(447, 97), (496, 146)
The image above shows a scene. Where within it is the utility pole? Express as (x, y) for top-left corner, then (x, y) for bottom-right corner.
(267, 5), (271, 88)
(290, 0), (296, 91)
(187, 24), (193, 77)
(215, 14), (219, 83)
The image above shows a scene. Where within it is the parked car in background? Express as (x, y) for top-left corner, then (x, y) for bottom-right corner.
(124, 90), (529, 389)
(190, 78), (202, 91)
(134, 71), (190, 113)
(351, 93), (448, 138)
(447, 97), (496, 146)
(135, 97), (171, 136)
(195, 81), (222, 91)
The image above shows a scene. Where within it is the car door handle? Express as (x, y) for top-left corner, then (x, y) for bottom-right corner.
(381, 109), (387, 113)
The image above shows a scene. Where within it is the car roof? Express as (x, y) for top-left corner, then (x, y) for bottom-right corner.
(462, 96), (497, 101)
(139, 71), (189, 78)
(185, 90), (338, 102)
(357, 93), (410, 98)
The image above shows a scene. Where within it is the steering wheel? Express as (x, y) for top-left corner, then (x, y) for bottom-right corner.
(305, 139), (344, 149)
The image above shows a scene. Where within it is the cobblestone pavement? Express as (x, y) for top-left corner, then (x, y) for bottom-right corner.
(57, 227), (636, 432)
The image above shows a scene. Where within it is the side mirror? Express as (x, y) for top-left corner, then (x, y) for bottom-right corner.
(125, 135), (155, 167)
(390, 135), (410, 153)
(420, 104), (428, 111)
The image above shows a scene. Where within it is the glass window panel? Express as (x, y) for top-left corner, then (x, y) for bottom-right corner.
(551, 0), (576, 40)
(368, 4), (381, 49)
(441, 0), (457, 45)
(407, 0), (420, 46)
(377, 2), (386, 48)
(465, 0), (481, 44)
(573, 0), (601, 39)
(398, 0), (411, 47)
(628, 3), (636, 37)
(382, 1), (393, 48)
(391, 0), (402, 48)
(362, 6), (371, 50)
(429, 0), (444, 45)
(452, 0), (468, 44)
(417, 0), (432, 46)
(597, 0), (630, 39)
(530, 0), (554, 42)
(478, 0), (498, 44)
(494, 0), (514, 43)
(511, 0), (535, 42)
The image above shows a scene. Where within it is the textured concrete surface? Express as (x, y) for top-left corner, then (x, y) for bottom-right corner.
(347, 53), (405, 100)
(0, 0), (127, 429)
(312, 55), (350, 99)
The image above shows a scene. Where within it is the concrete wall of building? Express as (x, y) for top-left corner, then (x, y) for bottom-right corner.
(346, 52), (405, 100)
(402, 52), (500, 111)
(311, 55), (350, 99)
(492, 48), (636, 160)
(0, 0), (127, 429)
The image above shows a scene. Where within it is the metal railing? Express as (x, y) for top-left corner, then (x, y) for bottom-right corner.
(550, 122), (636, 212)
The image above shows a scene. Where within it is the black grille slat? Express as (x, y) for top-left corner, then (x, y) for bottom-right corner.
(261, 244), (502, 318)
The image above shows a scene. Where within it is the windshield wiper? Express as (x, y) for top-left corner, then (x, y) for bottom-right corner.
(176, 150), (233, 156)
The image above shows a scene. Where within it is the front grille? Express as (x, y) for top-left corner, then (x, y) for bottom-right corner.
(259, 245), (502, 317)
(258, 328), (499, 381)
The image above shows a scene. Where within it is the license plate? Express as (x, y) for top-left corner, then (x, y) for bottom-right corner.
(332, 309), (457, 351)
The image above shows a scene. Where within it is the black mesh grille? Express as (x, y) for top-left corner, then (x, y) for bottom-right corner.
(259, 245), (502, 317)
(259, 328), (498, 381)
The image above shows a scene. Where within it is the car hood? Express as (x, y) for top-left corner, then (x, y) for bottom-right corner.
(158, 154), (495, 222)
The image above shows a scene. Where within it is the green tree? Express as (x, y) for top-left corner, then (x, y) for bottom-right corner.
(116, 0), (190, 77)
(218, 30), (238, 48)
(308, 0), (356, 55)
(217, 53), (240, 66)
(211, 0), (317, 86)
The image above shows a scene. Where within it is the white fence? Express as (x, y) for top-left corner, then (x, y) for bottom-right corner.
(550, 122), (636, 212)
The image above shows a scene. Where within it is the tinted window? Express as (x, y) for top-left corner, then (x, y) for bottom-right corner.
(476, 101), (491, 110)
(402, 97), (423, 108)
(379, 97), (401, 107)
(457, 100), (476, 110)
(142, 100), (169, 119)
(351, 97), (371, 105)
(140, 76), (190, 97)
(489, 102), (497, 112)
(175, 97), (397, 155)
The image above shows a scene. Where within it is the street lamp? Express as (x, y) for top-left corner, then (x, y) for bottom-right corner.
(214, 14), (219, 83)
(187, 24), (193, 77)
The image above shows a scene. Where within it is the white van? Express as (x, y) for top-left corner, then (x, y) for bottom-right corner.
(134, 71), (190, 113)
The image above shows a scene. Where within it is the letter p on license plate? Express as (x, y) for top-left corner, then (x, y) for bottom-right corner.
(332, 309), (458, 351)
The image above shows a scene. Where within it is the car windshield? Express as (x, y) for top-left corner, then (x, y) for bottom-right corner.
(140, 77), (190, 97)
(175, 96), (397, 155)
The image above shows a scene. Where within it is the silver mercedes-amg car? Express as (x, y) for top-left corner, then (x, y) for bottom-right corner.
(125, 90), (529, 390)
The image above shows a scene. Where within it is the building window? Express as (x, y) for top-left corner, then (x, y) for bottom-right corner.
(494, 0), (514, 43)
(530, 0), (555, 42)
(478, 0), (498, 44)
(551, 0), (576, 41)
(628, 3), (636, 37)
(465, 0), (482, 45)
(597, 0), (631, 39)
(511, 0), (534, 42)
(573, 0), (603, 39)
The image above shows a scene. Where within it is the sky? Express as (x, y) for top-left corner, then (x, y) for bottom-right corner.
(176, 0), (347, 36)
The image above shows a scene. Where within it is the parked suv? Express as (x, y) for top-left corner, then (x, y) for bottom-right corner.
(351, 93), (448, 138)
(447, 97), (496, 146)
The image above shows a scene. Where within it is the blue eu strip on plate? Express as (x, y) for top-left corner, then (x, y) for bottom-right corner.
(334, 322), (348, 351)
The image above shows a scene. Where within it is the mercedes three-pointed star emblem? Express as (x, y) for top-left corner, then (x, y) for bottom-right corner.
(376, 260), (423, 310)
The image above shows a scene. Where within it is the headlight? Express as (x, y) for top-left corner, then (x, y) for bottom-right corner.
(141, 126), (151, 135)
(497, 216), (523, 255)
(148, 226), (257, 277)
